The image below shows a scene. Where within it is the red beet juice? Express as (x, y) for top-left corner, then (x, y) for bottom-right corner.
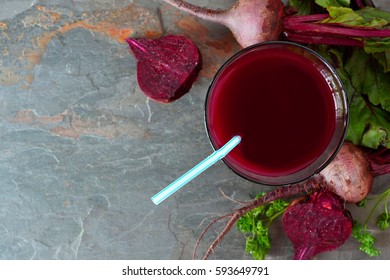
(205, 42), (347, 184)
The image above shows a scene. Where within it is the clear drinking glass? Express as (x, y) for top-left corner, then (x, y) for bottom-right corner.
(205, 41), (348, 185)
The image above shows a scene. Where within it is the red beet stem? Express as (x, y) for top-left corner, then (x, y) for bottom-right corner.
(365, 147), (390, 177)
(282, 11), (390, 47)
(284, 14), (329, 22)
(283, 17), (390, 38)
(283, 32), (365, 47)
(353, 0), (376, 8)
(354, 0), (365, 8)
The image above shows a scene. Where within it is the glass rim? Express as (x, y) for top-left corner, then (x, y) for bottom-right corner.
(204, 41), (349, 186)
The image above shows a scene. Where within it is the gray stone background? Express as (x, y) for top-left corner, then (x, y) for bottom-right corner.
(0, 0), (389, 259)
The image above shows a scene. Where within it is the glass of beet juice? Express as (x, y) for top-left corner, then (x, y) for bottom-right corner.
(205, 41), (348, 185)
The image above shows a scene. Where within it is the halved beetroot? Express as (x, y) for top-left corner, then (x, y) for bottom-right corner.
(282, 190), (353, 260)
(126, 35), (202, 103)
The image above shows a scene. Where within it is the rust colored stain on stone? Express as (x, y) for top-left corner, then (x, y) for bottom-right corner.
(13, 109), (66, 125)
(12, 109), (147, 140)
(0, 4), (163, 88)
(0, 22), (8, 30)
(176, 16), (240, 78)
(0, 67), (21, 85)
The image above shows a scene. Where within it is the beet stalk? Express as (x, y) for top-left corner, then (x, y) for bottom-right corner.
(364, 146), (390, 177)
(353, 0), (376, 8)
(282, 13), (390, 47)
(282, 1), (390, 46)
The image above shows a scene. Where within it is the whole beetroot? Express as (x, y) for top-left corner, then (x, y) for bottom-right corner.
(282, 190), (353, 260)
(163, 0), (284, 48)
(315, 142), (373, 203)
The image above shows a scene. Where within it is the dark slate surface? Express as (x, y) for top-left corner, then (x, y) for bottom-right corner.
(0, 0), (389, 259)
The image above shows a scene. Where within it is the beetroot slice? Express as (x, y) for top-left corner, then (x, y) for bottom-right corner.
(282, 191), (353, 260)
(126, 35), (202, 103)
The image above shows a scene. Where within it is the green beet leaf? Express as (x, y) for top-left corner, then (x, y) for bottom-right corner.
(316, 5), (390, 72)
(322, 7), (366, 26)
(342, 48), (390, 148)
(315, 0), (350, 8)
(319, 47), (390, 149)
(364, 39), (390, 73)
(347, 94), (390, 148)
(288, 0), (315, 15)
(357, 6), (390, 24)
(321, 7), (389, 28)
(371, 51), (390, 73)
(345, 48), (390, 110)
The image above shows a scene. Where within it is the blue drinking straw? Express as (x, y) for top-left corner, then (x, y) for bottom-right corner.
(151, 135), (241, 205)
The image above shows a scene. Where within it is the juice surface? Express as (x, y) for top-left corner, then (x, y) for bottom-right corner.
(207, 47), (336, 177)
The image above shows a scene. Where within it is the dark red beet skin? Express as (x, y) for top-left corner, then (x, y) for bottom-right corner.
(282, 191), (353, 260)
(126, 35), (202, 103)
